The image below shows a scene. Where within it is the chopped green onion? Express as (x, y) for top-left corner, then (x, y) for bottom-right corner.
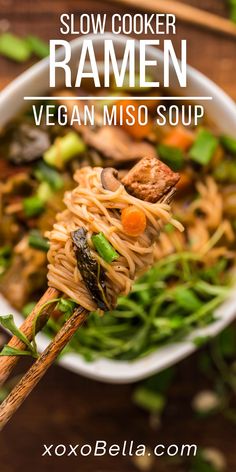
(220, 135), (236, 154)
(28, 230), (49, 252)
(22, 302), (37, 317)
(23, 195), (45, 217)
(157, 144), (184, 171)
(0, 33), (31, 62)
(189, 129), (219, 165)
(92, 232), (119, 263)
(43, 132), (86, 169)
(37, 181), (54, 203)
(26, 35), (49, 58)
(34, 161), (64, 190)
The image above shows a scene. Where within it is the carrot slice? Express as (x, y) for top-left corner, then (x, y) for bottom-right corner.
(116, 99), (152, 140)
(121, 205), (147, 237)
(162, 127), (194, 151)
(176, 171), (192, 191)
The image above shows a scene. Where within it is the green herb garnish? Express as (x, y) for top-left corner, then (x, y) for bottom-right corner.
(0, 346), (35, 357)
(173, 287), (202, 311)
(43, 253), (230, 361)
(0, 314), (37, 357)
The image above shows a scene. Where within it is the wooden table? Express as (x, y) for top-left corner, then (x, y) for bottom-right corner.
(0, 1), (235, 471)
(0, 0), (235, 99)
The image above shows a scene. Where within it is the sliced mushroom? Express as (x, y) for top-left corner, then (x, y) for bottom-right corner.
(6, 123), (50, 165)
(101, 168), (121, 191)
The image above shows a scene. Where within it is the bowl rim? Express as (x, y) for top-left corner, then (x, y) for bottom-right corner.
(0, 33), (236, 383)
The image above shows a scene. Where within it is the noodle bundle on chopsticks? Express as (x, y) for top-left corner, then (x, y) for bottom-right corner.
(47, 164), (183, 312)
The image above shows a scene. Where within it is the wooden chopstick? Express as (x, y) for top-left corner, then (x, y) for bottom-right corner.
(114, 0), (236, 39)
(0, 287), (60, 387)
(0, 305), (88, 430)
(0, 163), (179, 428)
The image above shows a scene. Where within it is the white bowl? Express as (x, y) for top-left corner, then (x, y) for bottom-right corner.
(0, 34), (236, 383)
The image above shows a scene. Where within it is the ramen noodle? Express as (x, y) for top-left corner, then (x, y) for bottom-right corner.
(47, 165), (183, 311)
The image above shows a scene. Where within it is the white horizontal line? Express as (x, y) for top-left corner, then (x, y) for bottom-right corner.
(24, 96), (213, 101)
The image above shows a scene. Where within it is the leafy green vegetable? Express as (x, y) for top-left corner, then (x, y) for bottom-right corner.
(44, 253), (230, 361)
(157, 144), (184, 171)
(0, 346), (35, 357)
(189, 129), (219, 165)
(0, 33), (31, 62)
(173, 287), (202, 311)
(92, 232), (119, 263)
(26, 35), (49, 58)
(72, 228), (109, 310)
(28, 230), (50, 252)
(220, 134), (236, 154)
(0, 314), (36, 356)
